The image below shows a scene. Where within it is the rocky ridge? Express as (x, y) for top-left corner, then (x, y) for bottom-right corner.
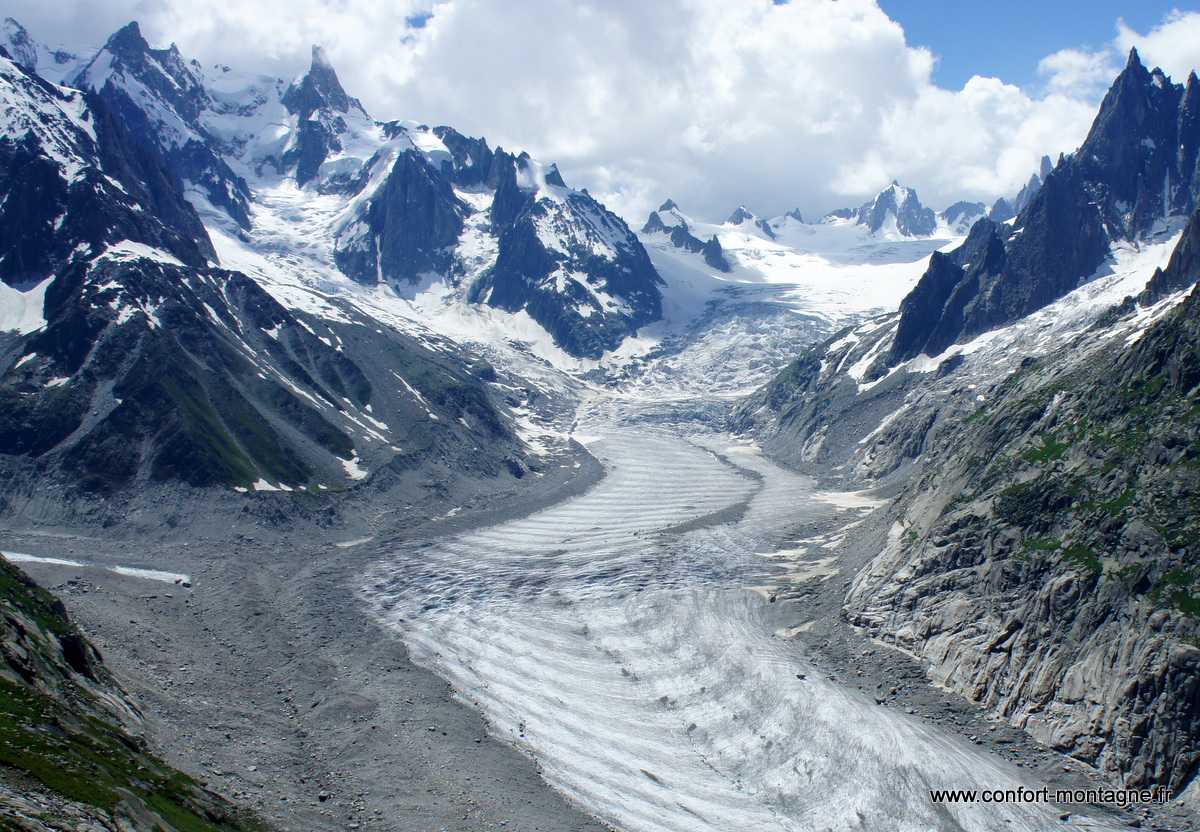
(889, 51), (1200, 364)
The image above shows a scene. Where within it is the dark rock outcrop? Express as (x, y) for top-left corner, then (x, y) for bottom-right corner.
(987, 197), (1016, 223)
(334, 150), (467, 285)
(73, 22), (252, 228)
(280, 45), (371, 187)
(942, 200), (986, 233)
(335, 135), (663, 358)
(0, 52), (213, 289)
(891, 51), (1200, 363)
(1141, 205), (1200, 303)
(640, 206), (731, 273)
(475, 154), (663, 359)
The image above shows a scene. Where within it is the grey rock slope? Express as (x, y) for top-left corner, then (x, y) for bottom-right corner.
(735, 223), (1200, 801)
(0, 556), (265, 831)
(890, 50), (1200, 364)
(844, 270), (1200, 794)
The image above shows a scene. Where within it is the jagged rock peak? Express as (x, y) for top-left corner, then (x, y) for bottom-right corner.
(85, 22), (190, 81)
(823, 207), (857, 221)
(856, 181), (937, 236)
(988, 197), (1015, 223)
(544, 162), (566, 188)
(785, 208), (804, 223)
(282, 44), (366, 119)
(641, 211), (671, 235)
(658, 199), (679, 212)
(103, 21), (148, 58)
(727, 206), (755, 225)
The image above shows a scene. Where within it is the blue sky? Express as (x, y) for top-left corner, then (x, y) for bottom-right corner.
(880, 1), (1198, 90)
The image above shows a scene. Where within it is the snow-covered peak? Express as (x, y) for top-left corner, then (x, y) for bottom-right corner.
(641, 200), (696, 235)
(0, 51), (96, 179)
(727, 205), (756, 225)
(852, 181), (937, 238)
(724, 205), (779, 239)
(281, 45), (368, 120)
(75, 22), (210, 125)
(514, 153), (570, 202)
(941, 201), (987, 234)
(1, 17), (37, 70)
(1, 18), (90, 85)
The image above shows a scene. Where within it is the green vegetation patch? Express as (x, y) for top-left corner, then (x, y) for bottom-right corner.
(1061, 545), (1102, 574)
(0, 560), (269, 831)
(1022, 431), (1070, 463)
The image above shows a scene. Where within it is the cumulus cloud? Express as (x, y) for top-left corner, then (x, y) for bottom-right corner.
(1116, 11), (1200, 82)
(1038, 12), (1200, 111)
(10, 0), (1130, 222)
(1037, 48), (1120, 100)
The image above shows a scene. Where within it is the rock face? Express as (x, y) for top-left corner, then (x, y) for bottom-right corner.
(72, 22), (252, 228)
(0, 557), (260, 831)
(856, 182), (938, 236)
(1009, 155), (1053, 216)
(889, 216), (1017, 364)
(279, 45), (371, 187)
(734, 55), (1200, 802)
(473, 153), (664, 359)
(0, 50), (213, 287)
(847, 269), (1200, 793)
(735, 159), (1200, 809)
(333, 148), (468, 285)
(335, 133), (665, 359)
(942, 200), (987, 233)
(1142, 205), (1200, 303)
(735, 217), (1200, 797)
(988, 197), (1016, 223)
(892, 51), (1200, 363)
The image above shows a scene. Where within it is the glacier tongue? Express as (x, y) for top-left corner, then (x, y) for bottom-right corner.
(362, 392), (1125, 832)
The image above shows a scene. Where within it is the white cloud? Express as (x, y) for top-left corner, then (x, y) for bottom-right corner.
(1037, 47), (1119, 100)
(9, 0), (1120, 222)
(1037, 12), (1200, 109)
(1116, 11), (1200, 83)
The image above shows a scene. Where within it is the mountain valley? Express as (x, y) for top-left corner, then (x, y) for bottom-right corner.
(0, 15), (1198, 832)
